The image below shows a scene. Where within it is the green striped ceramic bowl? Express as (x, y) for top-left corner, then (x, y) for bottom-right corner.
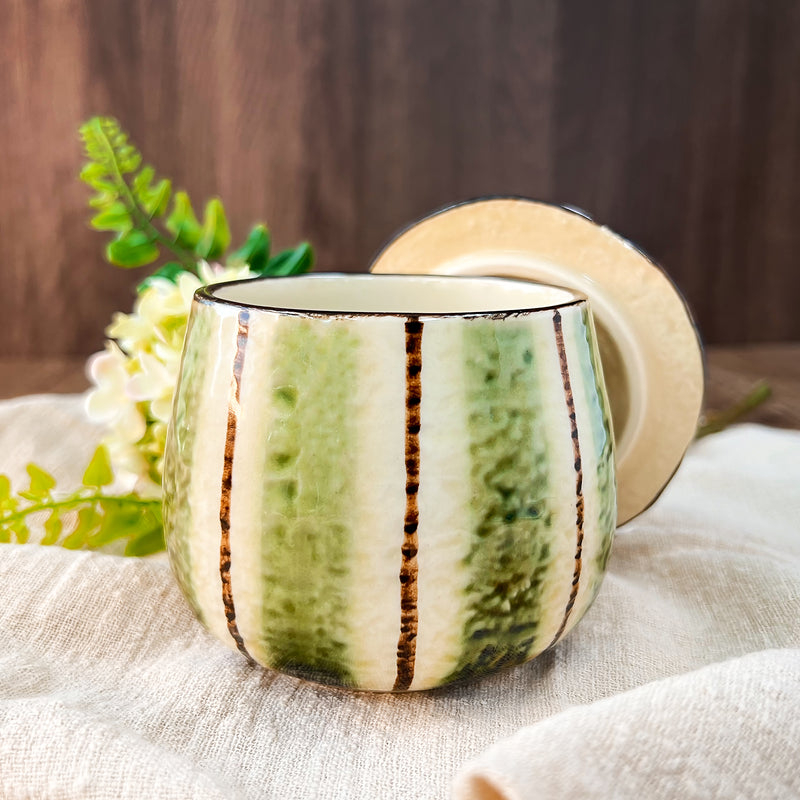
(162, 274), (615, 691)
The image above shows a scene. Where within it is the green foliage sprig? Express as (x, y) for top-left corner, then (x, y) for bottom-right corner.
(79, 116), (313, 286)
(0, 446), (163, 557)
(0, 115), (315, 558)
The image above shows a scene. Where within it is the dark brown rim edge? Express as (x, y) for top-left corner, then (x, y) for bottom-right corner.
(195, 273), (588, 320)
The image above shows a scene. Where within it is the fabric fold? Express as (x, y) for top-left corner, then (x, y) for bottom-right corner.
(453, 648), (800, 800)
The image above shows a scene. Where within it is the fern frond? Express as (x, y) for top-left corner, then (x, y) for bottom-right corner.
(0, 446), (165, 557)
(79, 115), (316, 286)
(79, 117), (195, 270)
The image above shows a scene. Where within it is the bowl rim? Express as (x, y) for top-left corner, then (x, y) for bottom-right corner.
(195, 272), (589, 320)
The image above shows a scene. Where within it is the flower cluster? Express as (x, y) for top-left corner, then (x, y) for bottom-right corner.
(85, 262), (253, 497)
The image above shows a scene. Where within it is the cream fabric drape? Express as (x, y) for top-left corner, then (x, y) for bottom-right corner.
(1, 395), (798, 799)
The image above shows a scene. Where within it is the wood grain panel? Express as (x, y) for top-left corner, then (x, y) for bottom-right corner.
(1, 0), (799, 356)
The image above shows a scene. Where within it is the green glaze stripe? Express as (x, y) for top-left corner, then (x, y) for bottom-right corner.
(446, 320), (555, 684)
(163, 305), (211, 624)
(578, 308), (616, 585)
(257, 319), (359, 687)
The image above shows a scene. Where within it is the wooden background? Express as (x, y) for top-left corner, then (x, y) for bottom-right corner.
(2, 0), (799, 357)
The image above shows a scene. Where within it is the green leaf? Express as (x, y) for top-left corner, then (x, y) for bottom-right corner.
(80, 162), (117, 193)
(42, 511), (63, 546)
(89, 192), (117, 210)
(79, 117), (141, 176)
(27, 464), (56, 496)
(18, 491), (44, 502)
(195, 198), (230, 260)
(90, 201), (132, 232)
(229, 224), (271, 272)
(89, 504), (144, 548)
(0, 476), (10, 501)
(79, 162), (106, 182)
(63, 505), (101, 549)
(131, 167), (172, 216)
(124, 525), (165, 557)
(7, 518), (30, 545)
(264, 242), (314, 276)
(131, 165), (155, 195)
(107, 229), (160, 268)
(0, 488), (16, 514)
(82, 446), (113, 488)
(140, 178), (172, 217)
(165, 191), (203, 251)
(137, 261), (189, 292)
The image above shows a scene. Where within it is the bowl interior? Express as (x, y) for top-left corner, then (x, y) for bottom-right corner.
(207, 273), (582, 315)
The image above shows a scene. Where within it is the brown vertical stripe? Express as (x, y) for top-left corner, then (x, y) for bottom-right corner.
(219, 310), (254, 663)
(548, 309), (585, 648)
(394, 318), (423, 691)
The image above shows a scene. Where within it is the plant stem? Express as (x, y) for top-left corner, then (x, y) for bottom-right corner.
(93, 121), (198, 271)
(696, 381), (772, 438)
(0, 493), (160, 526)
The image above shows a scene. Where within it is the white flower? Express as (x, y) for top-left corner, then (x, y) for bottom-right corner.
(85, 263), (254, 495)
(126, 352), (175, 423)
(197, 260), (252, 285)
(85, 343), (147, 442)
(85, 342), (128, 423)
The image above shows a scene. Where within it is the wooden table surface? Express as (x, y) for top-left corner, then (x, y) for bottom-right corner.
(1, 344), (798, 430)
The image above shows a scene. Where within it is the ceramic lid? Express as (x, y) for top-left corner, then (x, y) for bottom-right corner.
(369, 197), (705, 525)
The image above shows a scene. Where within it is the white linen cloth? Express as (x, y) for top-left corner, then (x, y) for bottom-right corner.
(0, 394), (798, 800)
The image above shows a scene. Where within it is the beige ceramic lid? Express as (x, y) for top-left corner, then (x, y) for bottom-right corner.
(370, 197), (704, 525)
